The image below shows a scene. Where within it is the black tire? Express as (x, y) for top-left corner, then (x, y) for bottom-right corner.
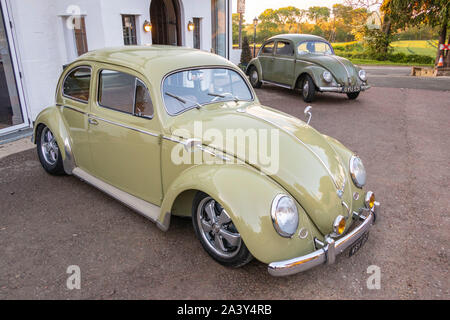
(247, 66), (262, 89)
(347, 92), (360, 100)
(36, 125), (65, 175)
(301, 74), (316, 102)
(192, 192), (253, 268)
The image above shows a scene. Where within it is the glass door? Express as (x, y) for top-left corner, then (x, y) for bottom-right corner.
(0, 1), (28, 135)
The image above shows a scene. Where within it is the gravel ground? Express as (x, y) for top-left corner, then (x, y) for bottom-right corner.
(0, 86), (449, 300)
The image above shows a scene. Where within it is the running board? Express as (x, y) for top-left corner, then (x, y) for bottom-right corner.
(261, 80), (292, 89)
(72, 167), (161, 226)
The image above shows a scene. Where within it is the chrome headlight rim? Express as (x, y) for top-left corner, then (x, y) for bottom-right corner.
(271, 194), (299, 238)
(358, 69), (367, 81)
(349, 155), (367, 188)
(322, 71), (333, 83)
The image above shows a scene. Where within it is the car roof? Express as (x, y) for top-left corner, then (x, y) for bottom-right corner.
(76, 45), (235, 83)
(267, 34), (328, 44)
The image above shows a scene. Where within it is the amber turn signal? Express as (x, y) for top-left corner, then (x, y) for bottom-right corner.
(365, 191), (375, 209)
(333, 215), (346, 235)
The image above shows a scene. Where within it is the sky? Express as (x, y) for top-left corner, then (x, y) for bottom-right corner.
(232, 0), (378, 23)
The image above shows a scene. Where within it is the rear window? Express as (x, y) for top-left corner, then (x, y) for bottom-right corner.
(63, 67), (91, 102)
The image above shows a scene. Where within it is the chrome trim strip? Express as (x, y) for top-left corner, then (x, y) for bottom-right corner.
(268, 200), (379, 276)
(89, 115), (159, 137)
(330, 55), (351, 83)
(60, 104), (87, 115)
(244, 111), (342, 189)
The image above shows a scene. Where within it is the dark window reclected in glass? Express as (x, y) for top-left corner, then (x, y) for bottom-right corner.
(98, 70), (135, 114)
(276, 41), (294, 56)
(63, 67), (91, 103)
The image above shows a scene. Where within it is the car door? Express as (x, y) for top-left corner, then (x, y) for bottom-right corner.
(258, 41), (275, 82)
(273, 40), (295, 86)
(87, 64), (162, 206)
(59, 64), (93, 171)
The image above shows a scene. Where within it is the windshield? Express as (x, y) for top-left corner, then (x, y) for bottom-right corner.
(297, 41), (334, 55)
(162, 68), (253, 115)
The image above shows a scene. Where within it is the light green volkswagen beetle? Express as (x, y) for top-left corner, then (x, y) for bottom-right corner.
(247, 34), (370, 102)
(33, 46), (379, 276)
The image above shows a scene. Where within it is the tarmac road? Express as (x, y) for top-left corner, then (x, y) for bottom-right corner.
(0, 84), (449, 299)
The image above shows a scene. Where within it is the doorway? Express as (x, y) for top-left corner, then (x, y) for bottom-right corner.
(0, 1), (28, 136)
(150, 0), (182, 46)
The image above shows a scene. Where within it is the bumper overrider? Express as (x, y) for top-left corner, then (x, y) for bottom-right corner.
(319, 85), (371, 93)
(268, 198), (380, 277)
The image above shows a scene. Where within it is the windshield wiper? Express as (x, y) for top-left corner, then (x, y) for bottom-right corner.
(208, 92), (240, 103)
(165, 92), (202, 109)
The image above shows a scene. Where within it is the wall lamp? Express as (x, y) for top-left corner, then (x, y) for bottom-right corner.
(187, 21), (195, 31)
(143, 20), (152, 32)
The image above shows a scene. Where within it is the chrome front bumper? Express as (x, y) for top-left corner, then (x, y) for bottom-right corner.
(319, 85), (371, 93)
(268, 201), (380, 277)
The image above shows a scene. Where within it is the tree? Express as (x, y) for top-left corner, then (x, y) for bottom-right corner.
(240, 36), (253, 66)
(382, 0), (450, 67)
(346, 0), (393, 56)
(307, 6), (331, 23)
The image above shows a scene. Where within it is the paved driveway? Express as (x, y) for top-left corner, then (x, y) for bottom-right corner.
(0, 85), (449, 299)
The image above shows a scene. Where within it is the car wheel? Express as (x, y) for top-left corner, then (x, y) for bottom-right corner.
(36, 125), (65, 175)
(347, 92), (360, 100)
(192, 192), (253, 268)
(302, 75), (316, 102)
(248, 66), (262, 89)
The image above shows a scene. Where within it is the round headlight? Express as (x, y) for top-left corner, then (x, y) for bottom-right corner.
(323, 71), (333, 83)
(349, 155), (366, 188)
(358, 69), (367, 81)
(271, 195), (299, 238)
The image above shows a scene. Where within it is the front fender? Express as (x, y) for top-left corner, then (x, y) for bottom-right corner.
(33, 105), (75, 174)
(246, 58), (262, 78)
(158, 164), (322, 264)
(295, 64), (331, 89)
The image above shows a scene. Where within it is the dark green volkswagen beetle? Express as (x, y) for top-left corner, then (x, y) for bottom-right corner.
(246, 34), (370, 102)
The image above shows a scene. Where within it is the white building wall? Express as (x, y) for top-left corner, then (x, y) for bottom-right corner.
(6, 0), (229, 121)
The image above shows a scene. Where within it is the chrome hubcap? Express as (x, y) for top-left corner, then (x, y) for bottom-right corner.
(40, 127), (59, 165)
(303, 80), (309, 97)
(251, 70), (258, 84)
(197, 197), (242, 258)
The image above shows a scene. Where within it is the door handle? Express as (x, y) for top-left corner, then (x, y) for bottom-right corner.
(88, 118), (99, 125)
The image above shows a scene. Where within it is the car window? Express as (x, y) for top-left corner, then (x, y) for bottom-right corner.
(135, 79), (154, 118)
(276, 41), (294, 56)
(261, 41), (275, 55)
(63, 67), (91, 102)
(98, 70), (153, 118)
(297, 41), (334, 55)
(163, 68), (253, 116)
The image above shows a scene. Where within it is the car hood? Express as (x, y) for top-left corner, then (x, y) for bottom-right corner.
(169, 103), (354, 235)
(300, 54), (358, 86)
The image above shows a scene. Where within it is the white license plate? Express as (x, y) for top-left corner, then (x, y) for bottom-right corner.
(343, 86), (361, 93)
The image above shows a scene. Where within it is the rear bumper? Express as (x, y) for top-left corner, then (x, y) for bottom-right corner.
(319, 85), (371, 93)
(267, 201), (380, 277)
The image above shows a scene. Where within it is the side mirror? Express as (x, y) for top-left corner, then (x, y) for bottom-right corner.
(304, 106), (312, 125)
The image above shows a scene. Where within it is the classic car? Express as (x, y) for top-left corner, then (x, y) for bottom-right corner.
(33, 46), (379, 276)
(246, 34), (370, 102)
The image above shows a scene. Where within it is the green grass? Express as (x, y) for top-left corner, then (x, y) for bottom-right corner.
(349, 58), (433, 67)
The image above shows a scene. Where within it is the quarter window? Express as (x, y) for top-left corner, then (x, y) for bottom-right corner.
(276, 41), (294, 56)
(98, 70), (153, 118)
(261, 41), (275, 54)
(63, 67), (91, 102)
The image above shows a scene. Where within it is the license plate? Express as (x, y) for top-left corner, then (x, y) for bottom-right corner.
(349, 231), (369, 257)
(343, 86), (361, 93)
